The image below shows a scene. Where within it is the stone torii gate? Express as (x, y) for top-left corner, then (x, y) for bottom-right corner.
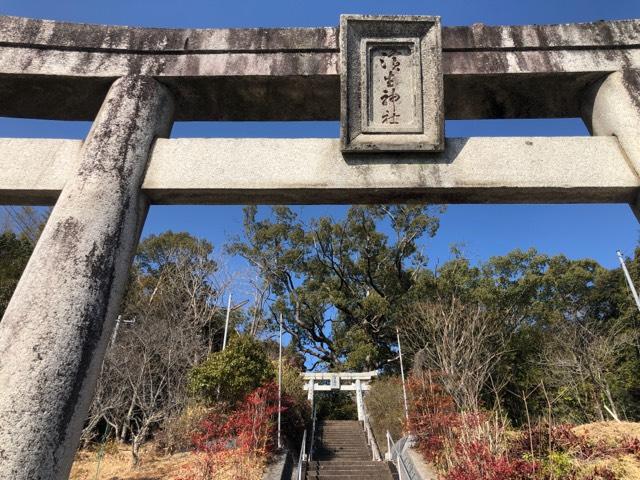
(0, 12), (639, 480)
(302, 371), (379, 421)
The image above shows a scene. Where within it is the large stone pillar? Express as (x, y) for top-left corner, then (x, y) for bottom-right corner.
(0, 76), (174, 479)
(582, 69), (640, 219)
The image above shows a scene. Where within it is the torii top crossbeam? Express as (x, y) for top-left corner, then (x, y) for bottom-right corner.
(0, 15), (638, 122)
(302, 371), (379, 392)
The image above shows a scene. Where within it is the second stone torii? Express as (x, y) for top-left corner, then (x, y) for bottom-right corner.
(302, 371), (379, 421)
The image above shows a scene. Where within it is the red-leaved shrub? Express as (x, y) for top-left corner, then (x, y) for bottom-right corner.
(445, 441), (539, 480)
(407, 371), (461, 463)
(510, 423), (582, 458)
(406, 372), (627, 480)
(178, 382), (284, 480)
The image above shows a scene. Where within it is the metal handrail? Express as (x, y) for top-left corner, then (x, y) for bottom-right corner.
(386, 430), (411, 480)
(309, 403), (317, 461)
(297, 429), (307, 480)
(362, 402), (382, 461)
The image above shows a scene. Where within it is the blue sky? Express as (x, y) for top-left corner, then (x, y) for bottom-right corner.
(2, 0), (640, 285)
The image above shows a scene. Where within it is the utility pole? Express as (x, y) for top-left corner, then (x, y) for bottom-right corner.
(396, 327), (409, 423)
(277, 313), (283, 449)
(222, 293), (232, 350)
(617, 250), (640, 313)
(617, 250), (640, 357)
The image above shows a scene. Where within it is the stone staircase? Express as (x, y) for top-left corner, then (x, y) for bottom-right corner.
(306, 420), (395, 480)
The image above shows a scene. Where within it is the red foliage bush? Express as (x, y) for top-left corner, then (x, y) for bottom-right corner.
(445, 441), (539, 480)
(510, 423), (640, 463)
(191, 382), (283, 456)
(407, 372), (462, 463)
(406, 372), (627, 480)
(510, 423), (583, 458)
(178, 382), (286, 480)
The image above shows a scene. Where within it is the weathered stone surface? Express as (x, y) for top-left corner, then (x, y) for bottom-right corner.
(0, 15), (638, 120)
(340, 15), (443, 152)
(0, 136), (635, 205)
(405, 444), (437, 479)
(262, 450), (292, 480)
(0, 138), (81, 204)
(0, 76), (174, 480)
(582, 69), (640, 218)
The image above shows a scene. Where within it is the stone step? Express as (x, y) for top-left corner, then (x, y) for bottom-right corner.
(307, 472), (393, 480)
(308, 464), (388, 469)
(319, 436), (366, 440)
(314, 454), (372, 459)
(306, 420), (394, 480)
(307, 466), (389, 473)
(319, 438), (366, 442)
(313, 458), (373, 461)
(318, 440), (367, 444)
(308, 475), (392, 478)
(320, 430), (364, 433)
(316, 450), (367, 454)
(314, 455), (372, 459)
(316, 448), (371, 452)
(315, 447), (370, 450)
(314, 454), (372, 458)
(320, 428), (363, 431)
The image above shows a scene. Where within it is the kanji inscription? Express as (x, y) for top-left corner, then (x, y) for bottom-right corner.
(363, 41), (422, 134)
(378, 48), (402, 125)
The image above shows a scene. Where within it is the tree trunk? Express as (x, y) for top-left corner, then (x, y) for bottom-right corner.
(121, 397), (136, 442)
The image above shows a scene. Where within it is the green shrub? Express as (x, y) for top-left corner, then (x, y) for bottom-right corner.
(188, 335), (275, 404)
(279, 358), (311, 448)
(365, 375), (406, 454)
(541, 451), (576, 479)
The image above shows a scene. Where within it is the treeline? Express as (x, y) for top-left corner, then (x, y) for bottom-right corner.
(1, 205), (639, 462)
(400, 249), (640, 425)
(231, 205), (640, 425)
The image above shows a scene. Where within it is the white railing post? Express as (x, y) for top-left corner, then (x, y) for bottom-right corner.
(362, 403), (382, 461)
(297, 429), (307, 480)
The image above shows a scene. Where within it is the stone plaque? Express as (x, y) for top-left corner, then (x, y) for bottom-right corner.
(340, 15), (443, 153)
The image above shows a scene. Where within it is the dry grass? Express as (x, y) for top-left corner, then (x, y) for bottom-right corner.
(178, 449), (265, 480)
(573, 421), (640, 448)
(70, 444), (191, 480)
(70, 443), (267, 480)
(572, 422), (640, 480)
